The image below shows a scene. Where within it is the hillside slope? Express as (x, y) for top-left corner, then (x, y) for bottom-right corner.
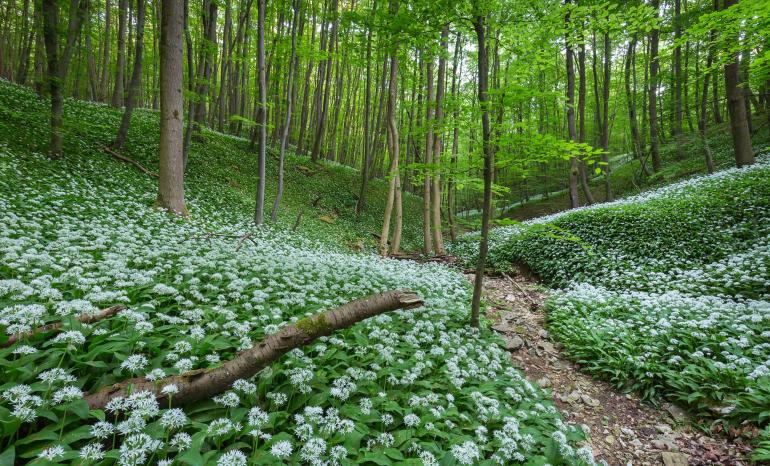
(0, 80), (424, 251)
(451, 157), (770, 457)
(0, 83), (598, 464)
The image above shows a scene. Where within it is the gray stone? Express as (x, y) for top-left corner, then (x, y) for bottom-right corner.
(661, 452), (689, 466)
(537, 377), (552, 388)
(666, 404), (688, 422)
(505, 335), (524, 350)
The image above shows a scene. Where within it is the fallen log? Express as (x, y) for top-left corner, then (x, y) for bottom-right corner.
(2, 305), (126, 348)
(101, 146), (159, 178)
(85, 289), (423, 409)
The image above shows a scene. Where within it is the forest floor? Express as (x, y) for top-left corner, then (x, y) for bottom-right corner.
(479, 274), (753, 466)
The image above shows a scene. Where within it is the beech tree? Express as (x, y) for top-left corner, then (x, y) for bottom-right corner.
(157, 0), (187, 215)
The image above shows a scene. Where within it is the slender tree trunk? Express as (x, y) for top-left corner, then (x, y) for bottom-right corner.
(217, 0), (231, 132)
(354, 0), (376, 217)
(722, 0), (755, 167)
(431, 26), (448, 255)
(195, 0), (218, 128)
(673, 0), (684, 159)
(648, 0), (661, 172)
(99, 0), (111, 100)
(42, 0), (63, 157)
(470, 5), (492, 329)
(379, 0), (399, 257)
(577, 38), (595, 204)
(565, 2), (579, 209)
(157, 0), (187, 216)
(310, 0), (338, 162)
(447, 32), (462, 242)
(271, 0), (301, 221)
(111, 0), (128, 107)
(253, 0), (267, 225)
(601, 29), (612, 200)
(625, 36), (648, 176)
(422, 54), (434, 255)
(42, 0), (85, 158)
(113, 0), (146, 150)
(698, 33), (716, 174)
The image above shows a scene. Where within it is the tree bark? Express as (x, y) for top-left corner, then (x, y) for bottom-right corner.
(447, 32), (462, 242)
(253, 0), (267, 225)
(354, 0), (376, 217)
(157, 0), (187, 216)
(85, 290), (423, 409)
(422, 54), (434, 255)
(625, 36), (649, 176)
(673, 0), (684, 159)
(470, 4), (492, 329)
(2, 305), (125, 348)
(42, 0), (86, 158)
(601, 29), (612, 201)
(577, 37), (595, 205)
(431, 25), (449, 255)
(648, 0), (661, 172)
(565, 1), (579, 209)
(113, 0), (146, 150)
(111, 0), (128, 107)
(722, 0), (755, 167)
(271, 0), (301, 221)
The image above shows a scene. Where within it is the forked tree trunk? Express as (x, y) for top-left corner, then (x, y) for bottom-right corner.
(157, 0), (187, 216)
(85, 290), (422, 409)
(113, 0), (146, 150)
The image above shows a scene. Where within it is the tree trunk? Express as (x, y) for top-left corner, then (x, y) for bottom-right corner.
(673, 0), (684, 159)
(601, 29), (612, 201)
(470, 5), (492, 329)
(722, 0), (754, 167)
(422, 54), (434, 255)
(565, 2), (579, 209)
(577, 37), (595, 205)
(431, 26), (448, 255)
(648, 0), (661, 172)
(625, 36), (649, 176)
(85, 290), (423, 409)
(379, 23), (399, 257)
(111, 0), (128, 107)
(157, 0), (187, 216)
(99, 0), (111, 100)
(253, 0), (267, 225)
(354, 0), (376, 217)
(271, 0), (301, 221)
(42, 0), (86, 158)
(699, 34), (715, 174)
(447, 32), (462, 242)
(113, 0), (146, 150)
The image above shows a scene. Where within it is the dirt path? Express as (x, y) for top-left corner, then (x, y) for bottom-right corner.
(480, 274), (751, 466)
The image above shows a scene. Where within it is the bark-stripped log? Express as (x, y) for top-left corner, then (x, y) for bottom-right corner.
(85, 290), (423, 409)
(2, 305), (126, 348)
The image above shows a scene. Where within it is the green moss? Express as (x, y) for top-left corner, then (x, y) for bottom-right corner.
(295, 314), (331, 336)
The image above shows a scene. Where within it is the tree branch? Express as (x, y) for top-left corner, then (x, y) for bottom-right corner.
(2, 305), (126, 348)
(84, 290), (423, 409)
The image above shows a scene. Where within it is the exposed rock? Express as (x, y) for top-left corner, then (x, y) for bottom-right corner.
(666, 404), (688, 422)
(581, 394), (600, 407)
(661, 452), (689, 466)
(537, 377), (552, 388)
(505, 335), (524, 351)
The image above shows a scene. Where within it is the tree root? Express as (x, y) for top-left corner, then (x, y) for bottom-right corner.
(84, 290), (423, 409)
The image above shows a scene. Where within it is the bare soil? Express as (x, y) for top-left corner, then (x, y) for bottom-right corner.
(479, 274), (752, 466)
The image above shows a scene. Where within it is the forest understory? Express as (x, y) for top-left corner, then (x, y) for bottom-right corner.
(2, 0), (770, 463)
